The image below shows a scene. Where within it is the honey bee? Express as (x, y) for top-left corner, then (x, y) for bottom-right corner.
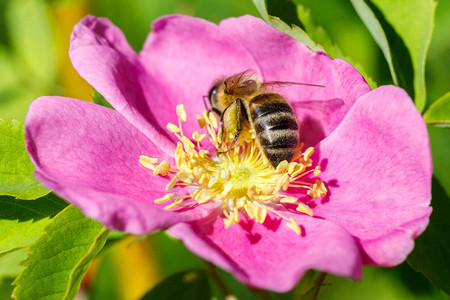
(207, 70), (323, 168)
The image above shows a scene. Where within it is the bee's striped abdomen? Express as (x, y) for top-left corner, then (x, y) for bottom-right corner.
(250, 93), (299, 167)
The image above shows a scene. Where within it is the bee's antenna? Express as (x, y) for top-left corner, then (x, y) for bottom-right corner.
(203, 95), (209, 110)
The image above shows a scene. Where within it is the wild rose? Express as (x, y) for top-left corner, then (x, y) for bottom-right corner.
(25, 15), (432, 292)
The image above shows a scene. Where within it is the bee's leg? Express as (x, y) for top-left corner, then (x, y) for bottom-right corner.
(216, 98), (243, 154)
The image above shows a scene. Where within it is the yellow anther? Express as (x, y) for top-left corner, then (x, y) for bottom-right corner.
(256, 205), (267, 223)
(178, 172), (194, 184)
(154, 193), (174, 204)
(182, 136), (196, 154)
(291, 164), (306, 178)
(307, 182), (324, 199)
(164, 199), (183, 210)
(221, 182), (233, 196)
(296, 203), (314, 216)
(235, 197), (246, 208)
(280, 196), (298, 203)
(176, 104), (187, 122)
(281, 173), (290, 191)
(139, 155), (158, 170)
(220, 169), (231, 180)
(247, 185), (256, 198)
(166, 123), (181, 134)
(224, 216), (233, 228)
(153, 160), (171, 176)
(196, 190), (214, 204)
(288, 162), (298, 174)
(286, 218), (301, 235)
(233, 207), (240, 223)
(209, 113), (218, 129)
(192, 131), (207, 142)
(208, 175), (218, 188)
(317, 180), (327, 194)
(314, 166), (321, 176)
(263, 185), (274, 195)
(199, 149), (209, 157)
(202, 111), (211, 125)
(197, 114), (207, 128)
(244, 203), (256, 219)
(303, 147), (314, 160)
(192, 166), (202, 179)
(165, 176), (177, 191)
(275, 160), (289, 173)
(199, 173), (210, 186)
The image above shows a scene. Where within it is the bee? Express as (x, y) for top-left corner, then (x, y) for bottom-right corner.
(207, 70), (323, 168)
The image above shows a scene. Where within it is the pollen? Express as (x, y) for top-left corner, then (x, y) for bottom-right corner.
(140, 104), (327, 235)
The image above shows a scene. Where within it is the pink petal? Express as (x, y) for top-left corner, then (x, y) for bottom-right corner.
(219, 15), (371, 146)
(140, 15), (262, 135)
(169, 210), (362, 292)
(69, 15), (176, 155)
(25, 97), (208, 234)
(312, 85), (432, 266)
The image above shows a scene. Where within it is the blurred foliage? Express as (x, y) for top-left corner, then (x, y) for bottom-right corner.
(0, 0), (449, 299)
(0, 118), (50, 199)
(408, 177), (450, 295)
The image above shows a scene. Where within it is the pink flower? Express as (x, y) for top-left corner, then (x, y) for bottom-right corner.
(25, 15), (432, 292)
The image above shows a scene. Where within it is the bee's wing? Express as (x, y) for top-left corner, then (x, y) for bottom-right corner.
(224, 69), (257, 93)
(260, 81), (325, 92)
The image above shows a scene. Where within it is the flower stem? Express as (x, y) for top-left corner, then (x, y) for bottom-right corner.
(205, 262), (235, 298)
(311, 272), (327, 300)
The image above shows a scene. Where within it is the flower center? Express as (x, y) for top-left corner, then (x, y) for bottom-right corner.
(231, 165), (252, 184)
(139, 104), (327, 235)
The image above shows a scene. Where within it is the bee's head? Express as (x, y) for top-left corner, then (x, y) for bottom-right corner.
(208, 84), (219, 109)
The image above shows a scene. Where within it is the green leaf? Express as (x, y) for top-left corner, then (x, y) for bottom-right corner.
(0, 248), (27, 277)
(0, 277), (15, 300)
(369, 0), (437, 112)
(427, 126), (450, 197)
(349, 0), (397, 85)
(0, 193), (67, 255)
(5, 0), (57, 86)
(252, 0), (324, 51)
(407, 177), (450, 295)
(266, 0), (301, 27)
(13, 205), (109, 300)
(0, 118), (50, 199)
(296, 5), (377, 89)
(296, 6), (341, 55)
(252, 0), (270, 23)
(92, 89), (114, 109)
(268, 16), (323, 51)
(140, 270), (211, 300)
(424, 92), (450, 127)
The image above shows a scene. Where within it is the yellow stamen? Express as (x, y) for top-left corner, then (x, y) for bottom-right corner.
(165, 176), (177, 191)
(176, 104), (187, 122)
(286, 218), (302, 235)
(154, 193), (173, 204)
(296, 203), (314, 216)
(197, 115), (207, 128)
(314, 166), (321, 176)
(153, 160), (171, 176)
(166, 123), (181, 134)
(139, 156), (158, 170)
(139, 106), (327, 234)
